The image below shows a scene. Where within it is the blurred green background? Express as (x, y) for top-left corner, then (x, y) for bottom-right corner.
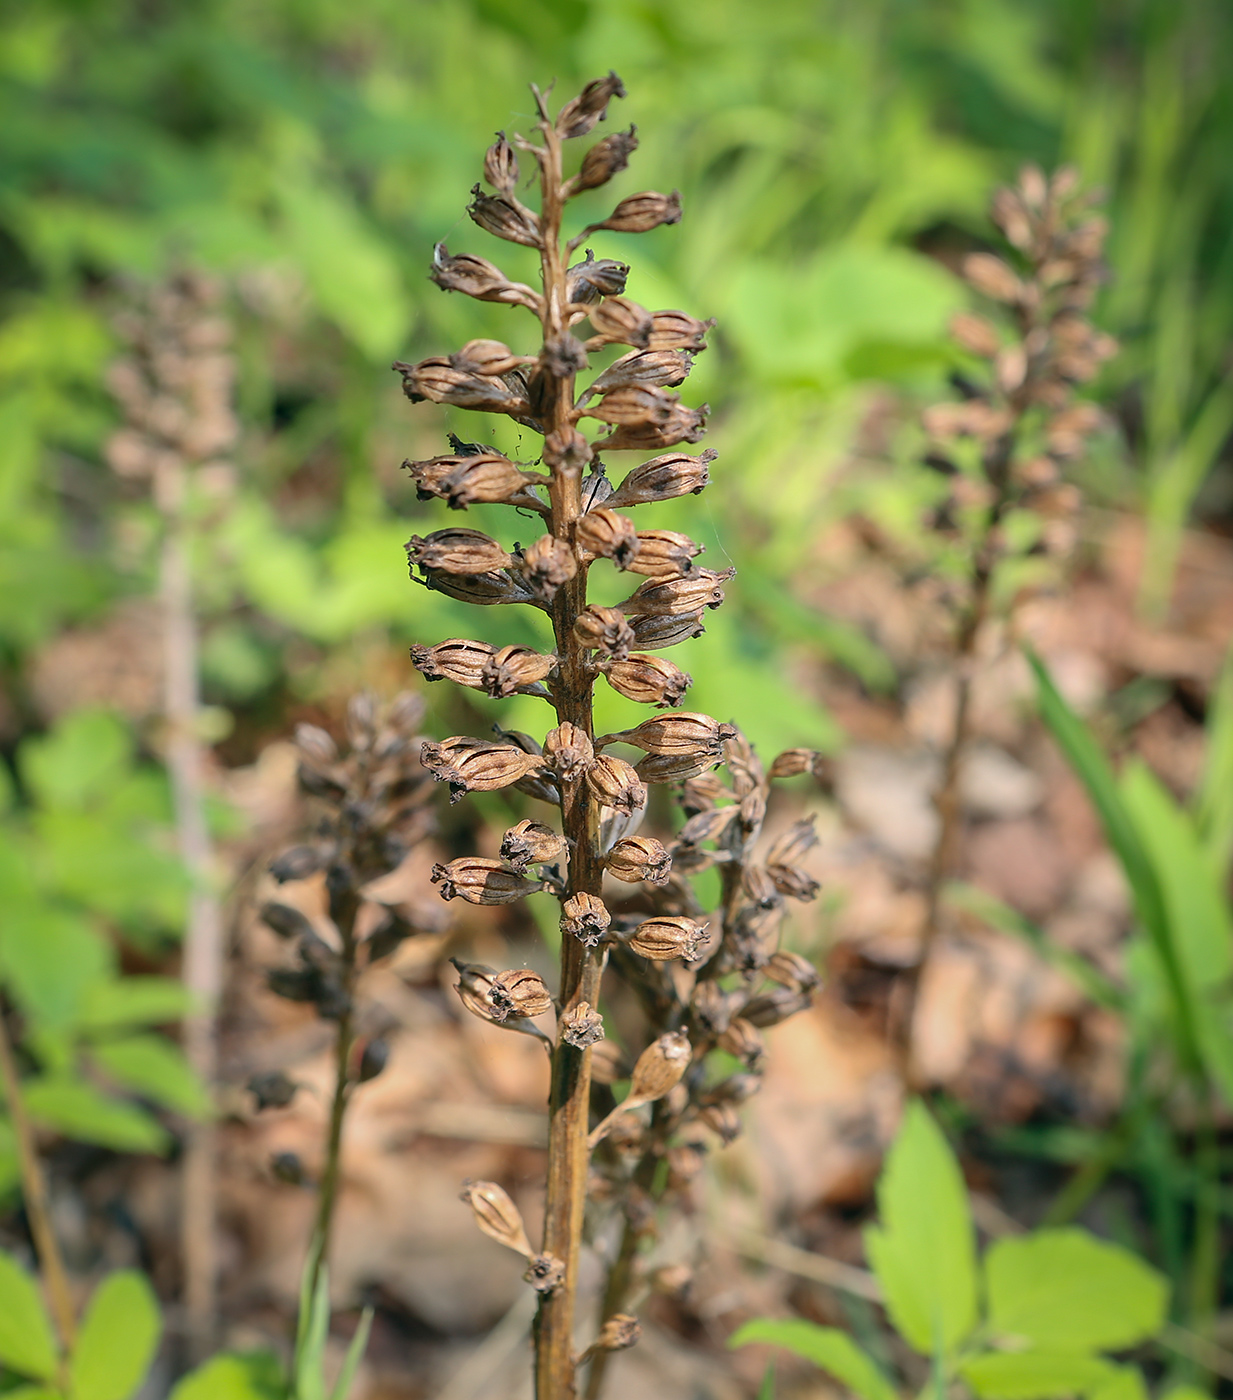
(1, 0), (1231, 760)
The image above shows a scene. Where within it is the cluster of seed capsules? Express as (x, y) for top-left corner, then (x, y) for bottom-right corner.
(391, 71), (830, 1302)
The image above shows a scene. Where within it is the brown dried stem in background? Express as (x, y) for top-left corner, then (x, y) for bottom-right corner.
(904, 167), (1116, 1076)
(398, 77), (824, 1400)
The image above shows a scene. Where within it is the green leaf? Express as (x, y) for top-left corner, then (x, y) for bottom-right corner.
(0, 1250), (59, 1380)
(0, 911), (110, 1031)
(729, 1320), (895, 1400)
(984, 1229), (1167, 1353)
(91, 1036), (210, 1118)
(293, 1262), (330, 1400)
(19, 711), (132, 812)
(23, 1077), (169, 1153)
(78, 978), (193, 1032)
(1089, 1369), (1149, 1400)
(863, 1101), (977, 1357)
(960, 1352), (1119, 1399)
(758, 1362), (776, 1400)
(5, 1387), (64, 1400)
(1196, 644), (1233, 874)
(168, 1352), (284, 1400)
(69, 1271), (161, 1400)
(328, 1308), (373, 1400)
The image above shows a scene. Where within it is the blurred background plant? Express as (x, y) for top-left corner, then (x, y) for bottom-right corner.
(1, 0), (1232, 1396)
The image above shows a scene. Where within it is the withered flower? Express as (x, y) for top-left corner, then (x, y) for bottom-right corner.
(574, 605), (635, 659)
(555, 70), (626, 138)
(561, 892), (611, 947)
(394, 357), (530, 414)
(605, 835), (671, 885)
(560, 1000), (605, 1048)
(566, 251), (630, 304)
(483, 132), (519, 196)
(544, 721), (595, 780)
(586, 754), (648, 815)
(490, 968), (553, 1021)
(576, 507), (640, 567)
(515, 533), (578, 602)
(525, 1253), (566, 1294)
(586, 296), (653, 349)
(591, 1314), (641, 1353)
(481, 644), (557, 698)
(719, 1017), (766, 1068)
(432, 857), (543, 903)
(764, 949), (820, 993)
(468, 185), (541, 248)
(500, 819), (567, 872)
(627, 916), (707, 962)
(450, 339), (533, 377)
(602, 653), (691, 707)
(429, 244), (542, 310)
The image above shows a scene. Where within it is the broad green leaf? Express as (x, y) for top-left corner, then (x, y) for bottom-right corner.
(0, 911), (109, 1030)
(5, 1387), (64, 1399)
(91, 1036), (210, 1118)
(0, 1250), (59, 1380)
(863, 1102), (977, 1357)
(329, 1307), (373, 1400)
(19, 711), (132, 812)
(1120, 762), (1233, 1100)
(1089, 1369), (1149, 1400)
(69, 1271), (161, 1400)
(961, 1352), (1118, 1400)
(169, 1352), (283, 1400)
(984, 1229), (1167, 1352)
(729, 1320), (895, 1400)
(23, 1077), (169, 1153)
(78, 979), (193, 1032)
(1161, 1387), (1213, 1400)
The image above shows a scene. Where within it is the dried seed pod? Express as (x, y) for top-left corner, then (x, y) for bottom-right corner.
(429, 244), (540, 309)
(490, 968), (553, 1021)
(950, 312), (1001, 358)
(627, 610), (707, 650)
(358, 1038), (390, 1082)
(269, 844), (330, 883)
(698, 1101), (742, 1144)
(481, 644), (557, 698)
(259, 901), (317, 942)
(592, 1314), (641, 1352)
(525, 1253), (566, 1294)
(588, 190), (682, 235)
(576, 507), (640, 567)
(618, 567), (733, 616)
(605, 835), (671, 885)
(395, 357), (530, 414)
(647, 309), (714, 352)
(603, 712), (735, 755)
(769, 863), (820, 900)
(962, 252), (1024, 303)
(574, 605), (635, 660)
(572, 126), (638, 193)
(628, 1031), (691, 1102)
(410, 638), (496, 687)
(467, 185), (541, 248)
(544, 722), (595, 781)
(432, 858), (543, 903)
(690, 979), (734, 1035)
(444, 453), (541, 509)
(483, 132), (519, 195)
(585, 350), (693, 399)
(598, 402), (709, 451)
(567, 251), (630, 304)
(451, 959), (552, 1046)
(742, 985), (814, 1028)
(586, 384), (680, 426)
(460, 1179), (533, 1257)
(636, 751), (721, 784)
(628, 915), (707, 961)
(586, 754), (648, 815)
(742, 865), (781, 910)
(718, 1017), (765, 1067)
(556, 71), (626, 139)
(248, 1071), (298, 1110)
(421, 740), (547, 803)
(607, 448), (715, 507)
(406, 528), (511, 576)
(561, 892), (610, 948)
(764, 949), (820, 993)
(514, 534), (578, 602)
(418, 565), (538, 608)
(450, 339), (530, 377)
(677, 805), (738, 845)
(500, 820), (567, 872)
(270, 1151), (308, 1185)
(560, 1000), (605, 1049)
(766, 817), (819, 867)
(768, 748), (829, 781)
(666, 1142), (707, 1187)
(587, 296), (653, 349)
(624, 529), (703, 578)
(602, 654), (691, 707)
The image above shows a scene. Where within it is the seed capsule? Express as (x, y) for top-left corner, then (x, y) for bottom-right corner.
(768, 748), (829, 781)
(628, 915), (707, 962)
(449, 339), (529, 377)
(626, 611), (707, 650)
(566, 251), (630, 305)
(587, 296), (653, 349)
(602, 654), (691, 707)
(358, 1038), (390, 1082)
(394, 357), (530, 414)
(603, 712), (734, 756)
(514, 534), (578, 603)
(636, 751), (720, 784)
(418, 566), (537, 608)
(607, 449), (715, 507)
(647, 309), (714, 352)
(421, 740), (548, 803)
(572, 126), (639, 192)
(586, 384), (680, 426)
(561, 893), (610, 948)
(428, 244), (541, 310)
(766, 816), (819, 867)
(500, 820), (567, 872)
(576, 508), (640, 567)
(624, 530), (702, 578)
(410, 638), (496, 688)
(467, 184), (541, 247)
(677, 805), (738, 844)
(586, 754), (647, 814)
(599, 402), (708, 451)
(590, 190), (682, 234)
(483, 132), (519, 196)
(560, 1000), (605, 1049)
(585, 350), (693, 399)
(574, 605), (635, 660)
(619, 567), (734, 616)
(406, 529), (511, 576)
(742, 985), (814, 1028)
(949, 312), (1001, 359)
(698, 1101), (742, 1144)
(269, 844), (330, 883)
(432, 857), (543, 903)
(605, 836), (671, 885)
(556, 70), (626, 139)
(544, 722), (595, 781)
(489, 968), (553, 1021)
(525, 1253), (566, 1294)
(962, 252), (1024, 303)
(481, 644), (557, 698)
(769, 863), (820, 900)
(593, 1314), (641, 1352)
(629, 1031), (692, 1102)
(764, 950), (820, 993)
(718, 1017), (766, 1067)
(260, 901), (317, 942)
(445, 454), (541, 510)
(248, 1071), (298, 1110)
(460, 1179), (533, 1257)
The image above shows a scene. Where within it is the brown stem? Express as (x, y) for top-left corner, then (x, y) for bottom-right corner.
(532, 108), (604, 1400)
(157, 458), (226, 1360)
(0, 1005), (77, 1365)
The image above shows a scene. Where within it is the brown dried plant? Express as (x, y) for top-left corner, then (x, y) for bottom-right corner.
(905, 166), (1116, 1072)
(396, 77), (825, 1399)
